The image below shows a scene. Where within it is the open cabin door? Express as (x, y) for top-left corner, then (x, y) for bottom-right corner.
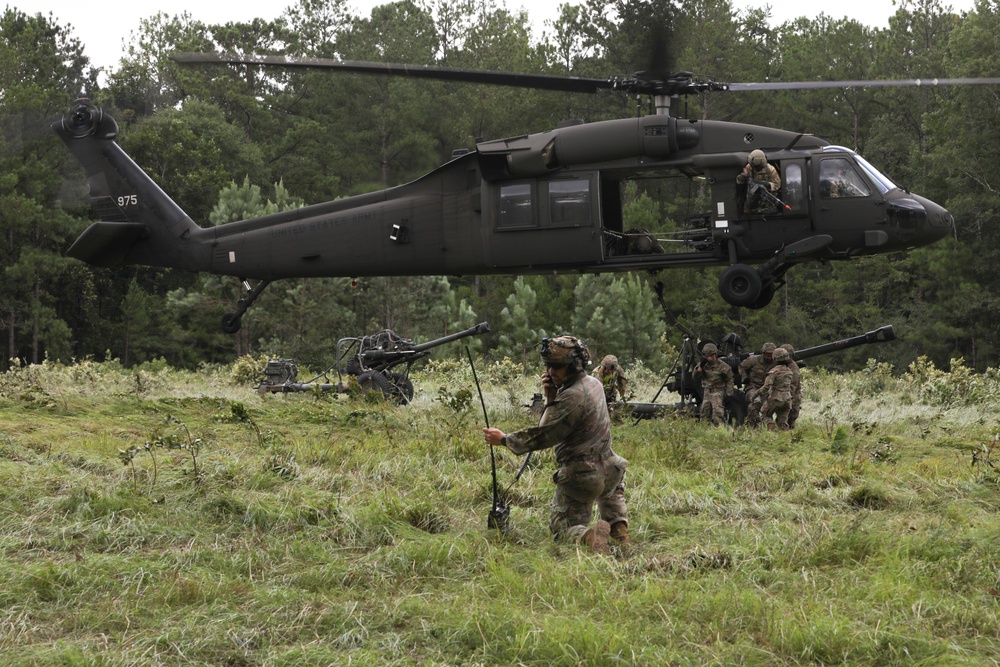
(484, 173), (603, 268)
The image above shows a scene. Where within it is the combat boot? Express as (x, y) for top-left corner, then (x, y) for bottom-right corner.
(610, 521), (629, 545)
(582, 520), (611, 555)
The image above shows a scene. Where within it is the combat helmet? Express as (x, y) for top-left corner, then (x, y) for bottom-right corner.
(749, 149), (767, 169)
(773, 347), (790, 363)
(701, 343), (719, 356)
(540, 335), (591, 370)
(761, 342), (776, 355)
(600, 354), (618, 370)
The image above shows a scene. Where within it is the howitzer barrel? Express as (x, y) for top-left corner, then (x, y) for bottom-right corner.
(411, 321), (491, 353)
(793, 325), (895, 362)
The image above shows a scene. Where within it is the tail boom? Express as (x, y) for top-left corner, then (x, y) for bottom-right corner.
(57, 100), (210, 272)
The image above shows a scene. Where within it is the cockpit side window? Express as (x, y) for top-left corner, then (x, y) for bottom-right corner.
(820, 158), (871, 198)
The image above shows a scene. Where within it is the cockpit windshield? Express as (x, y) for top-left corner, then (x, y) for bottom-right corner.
(823, 146), (897, 194)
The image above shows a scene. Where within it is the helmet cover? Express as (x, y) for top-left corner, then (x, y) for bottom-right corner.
(540, 335), (591, 368)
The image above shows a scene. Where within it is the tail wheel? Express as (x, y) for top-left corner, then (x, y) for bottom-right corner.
(719, 264), (762, 308)
(221, 313), (242, 334)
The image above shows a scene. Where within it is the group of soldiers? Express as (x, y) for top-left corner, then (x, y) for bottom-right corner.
(590, 343), (803, 430)
(479, 333), (799, 555)
(694, 340), (801, 430)
(590, 343), (802, 430)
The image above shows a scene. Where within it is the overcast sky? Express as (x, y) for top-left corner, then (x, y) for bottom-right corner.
(7, 0), (980, 74)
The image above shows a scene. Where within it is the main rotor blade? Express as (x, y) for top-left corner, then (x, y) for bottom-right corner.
(728, 77), (1000, 91)
(172, 53), (1000, 96)
(171, 53), (615, 94)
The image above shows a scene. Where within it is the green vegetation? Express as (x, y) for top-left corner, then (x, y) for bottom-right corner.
(0, 358), (997, 665)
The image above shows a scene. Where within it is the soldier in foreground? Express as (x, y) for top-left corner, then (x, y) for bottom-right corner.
(740, 342), (776, 426)
(759, 347), (794, 430)
(692, 343), (734, 426)
(483, 336), (629, 554)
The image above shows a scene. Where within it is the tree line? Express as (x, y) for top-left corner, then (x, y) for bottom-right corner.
(2, 0), (998, 375)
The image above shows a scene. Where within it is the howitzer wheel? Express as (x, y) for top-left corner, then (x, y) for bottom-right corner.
(387, 372), (415, 404)
(357, 370), (393, 399)
(724, 390), (748, 427)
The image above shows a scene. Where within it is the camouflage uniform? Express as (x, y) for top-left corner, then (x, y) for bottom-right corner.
(693, 347), (734, 426)
(737, 149), (782, 214)
(504, 369), (628, 543)
(740, 343), (776, 426)
(780, 344), (802, 428)
(759, 349), (794, 430)
(593, 355), (628, 404)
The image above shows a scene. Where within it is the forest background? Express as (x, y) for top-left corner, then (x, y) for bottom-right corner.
(2, 0), (998, 377)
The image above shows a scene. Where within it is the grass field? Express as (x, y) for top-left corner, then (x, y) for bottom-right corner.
(0, 357), (997, 666)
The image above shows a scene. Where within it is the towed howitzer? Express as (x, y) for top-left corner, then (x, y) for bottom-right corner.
(628, 325), (896, 423)
(257, 321), (491, 403)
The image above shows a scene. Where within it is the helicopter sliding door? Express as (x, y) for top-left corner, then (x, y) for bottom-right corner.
(484, 172), (602, 269)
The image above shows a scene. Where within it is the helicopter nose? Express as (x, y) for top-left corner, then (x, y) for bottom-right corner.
(888, 194), (953, 248)
(920, 197), (955, 242)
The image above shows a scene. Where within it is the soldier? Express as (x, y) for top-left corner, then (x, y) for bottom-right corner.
(483, 335), (629, 554)
(736, 149), (781, 214)
(740, 342), (776, 426)
(759, 347), (794, 430)
(692, 343), (734, 426)
(780, 343), (802, 428)
(593, 354), (629, 404)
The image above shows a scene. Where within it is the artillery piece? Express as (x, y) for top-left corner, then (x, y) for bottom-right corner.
(629, 325), (897, 424)
(257, 321), (490, 403)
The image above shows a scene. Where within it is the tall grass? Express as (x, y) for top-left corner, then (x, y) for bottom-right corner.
(0, 357), (997, 665)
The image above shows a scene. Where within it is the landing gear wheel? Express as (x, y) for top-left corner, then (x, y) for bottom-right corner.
(750, 280), (776, 309)
(221, 313), (242, 334)
(387, 372), (415, 404)
(719, 264), (762, 308)
(357, 370), (393, 400)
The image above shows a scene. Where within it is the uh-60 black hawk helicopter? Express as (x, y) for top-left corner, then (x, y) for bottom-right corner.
(56, 54), (995, 332)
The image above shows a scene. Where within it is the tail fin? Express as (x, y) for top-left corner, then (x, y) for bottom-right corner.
(56, 100), (209, 271)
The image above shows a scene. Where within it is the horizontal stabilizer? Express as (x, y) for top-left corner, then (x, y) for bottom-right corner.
(67, 221), (148, 267)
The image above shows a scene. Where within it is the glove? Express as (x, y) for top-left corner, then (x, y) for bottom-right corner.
(736, 174), (747, 184)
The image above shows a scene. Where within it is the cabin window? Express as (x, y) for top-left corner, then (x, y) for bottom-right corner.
(782, 163), (805, 209)
(820, 158), (871, 198)
(547, 180), (591, 227)
(498, 183), (535, 229)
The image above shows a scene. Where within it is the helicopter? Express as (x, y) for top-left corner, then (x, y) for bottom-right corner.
(56, 55), (995, 333)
